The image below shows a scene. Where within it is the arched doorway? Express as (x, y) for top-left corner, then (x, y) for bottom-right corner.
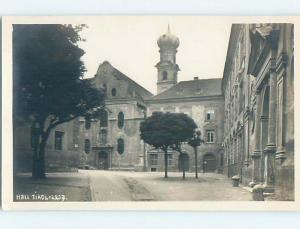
(203, 154), (216, 172)
(178, 153), (189, 172)
(98, 151), (109, 170)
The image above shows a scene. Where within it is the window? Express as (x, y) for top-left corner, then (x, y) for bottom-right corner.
(168, 154), (173, 166)
(118, 112), (124, 128)
(54, 131), (64, 150)
(84, 139), (91, 154)
(206, 110), (215, 121)
(150, 154), (158, 166)
(111, 88), (116, 96)
(85, 118), (91, 129)
(117, 138), (125, 154)
(100, 110), (108, 127)
(100, 129), (107, 145)
(162, 71), (168, 80)
(239, 83), (245, 114)
(206, 130), (215, 143)
(102, 83), (107, 94)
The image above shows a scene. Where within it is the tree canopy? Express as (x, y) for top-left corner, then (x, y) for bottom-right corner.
(13, 24), (105, 178)
(140, 112), (198, 150)
(13, 24), (103, 123)
(140, 112), (197, 178)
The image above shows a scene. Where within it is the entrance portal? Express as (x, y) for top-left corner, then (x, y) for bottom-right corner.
(203, 154), (216, 172)
(98, 151), (109, 170)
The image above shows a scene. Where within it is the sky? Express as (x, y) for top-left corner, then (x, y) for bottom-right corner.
(78, 16), (232, 94)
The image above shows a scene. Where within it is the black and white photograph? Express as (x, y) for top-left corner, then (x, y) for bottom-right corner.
(1, 16), (298, 210)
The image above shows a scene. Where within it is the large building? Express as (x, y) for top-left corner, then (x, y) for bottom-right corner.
(78, 61), (152, 171)
(78, 27), (224, 173)
(222, 24), (294, 200)
(14, 26), (225, 174)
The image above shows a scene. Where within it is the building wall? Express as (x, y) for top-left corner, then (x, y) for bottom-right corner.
(146, 95), (224, 173)
(14, 117), (80, 173)
(222, 24), (253, 183)
(222, 24), (294, 200)
(78, 61), (147, 171)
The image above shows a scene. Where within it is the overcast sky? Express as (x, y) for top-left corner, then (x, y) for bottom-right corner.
(78, 17), (232, 94)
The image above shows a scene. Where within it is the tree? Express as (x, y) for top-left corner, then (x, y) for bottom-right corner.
(140, 112), (197, 178)
(188, 130), (204, 179)
(13, 24), (105, 179)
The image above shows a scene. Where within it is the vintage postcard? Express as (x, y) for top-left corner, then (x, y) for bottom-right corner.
(1, 16), (299, 211)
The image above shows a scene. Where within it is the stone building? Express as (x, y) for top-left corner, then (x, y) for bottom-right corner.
(14, 26), (225, 175)
(78, 61), (153, 171)
(222, 24), (294, 200)
(146, 28), (224, 173)
(78, 27), (225, 173)
(14, 117), (81, 173)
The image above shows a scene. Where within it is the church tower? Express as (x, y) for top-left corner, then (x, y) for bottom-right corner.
(156, 25), (180, 94)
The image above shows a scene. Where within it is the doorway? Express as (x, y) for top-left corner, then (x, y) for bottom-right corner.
(98, 151), (109, 170)
(203, 154), (217, 172)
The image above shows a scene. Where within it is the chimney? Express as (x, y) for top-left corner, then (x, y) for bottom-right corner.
(194, 77), (199, 80)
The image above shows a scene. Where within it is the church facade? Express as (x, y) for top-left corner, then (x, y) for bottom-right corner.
(68, 27), (224, 173)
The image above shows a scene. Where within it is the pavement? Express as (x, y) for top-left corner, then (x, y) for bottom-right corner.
(14, 170), (252, 201)
(14, 172), (91, 202)
(84, 170), (252, 201)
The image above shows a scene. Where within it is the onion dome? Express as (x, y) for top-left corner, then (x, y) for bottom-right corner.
(157, 25), (180, 49)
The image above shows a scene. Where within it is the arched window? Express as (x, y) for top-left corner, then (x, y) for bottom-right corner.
(162, 71), (168, 80)
(117, 138), (124, 154)
(100, 110), (108, 127)
(84, 139), (91, 154)
(118, 112), (124, 128)
(111, 88), (117, 96)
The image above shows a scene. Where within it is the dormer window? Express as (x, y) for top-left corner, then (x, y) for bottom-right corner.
(162, 71), (168, 80)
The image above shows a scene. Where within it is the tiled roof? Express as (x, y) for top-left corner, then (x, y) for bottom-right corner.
(150, 78), (223, 100)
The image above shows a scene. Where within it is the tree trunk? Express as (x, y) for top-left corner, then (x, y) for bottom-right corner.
(31, 119), (50, 179)
(164, 149), (168, 178)
(178, 151), (185, 180)
(194, 147), (198, 179)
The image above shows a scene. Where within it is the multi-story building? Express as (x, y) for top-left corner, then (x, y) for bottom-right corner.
(14, 26), (224, 174)
(146, 27), (224, 173)
(222, 24), (294, 200)
(74, 27), (224, 173)
(79, 61), (153, 171)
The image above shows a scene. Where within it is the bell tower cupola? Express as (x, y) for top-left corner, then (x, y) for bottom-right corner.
(156, 25), (180, 94)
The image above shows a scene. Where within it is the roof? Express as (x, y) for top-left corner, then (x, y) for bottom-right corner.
(149, 78), (223, 101)
(111, 67), (153, 99)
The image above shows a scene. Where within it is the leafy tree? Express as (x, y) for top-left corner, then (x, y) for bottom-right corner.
(188, 130), (204, 179)
(13, 24), (105, 179)
(140, 112), (197, 178)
